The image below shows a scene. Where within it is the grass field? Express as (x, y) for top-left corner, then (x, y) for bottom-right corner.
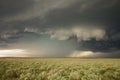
(0, 58), (120, 80)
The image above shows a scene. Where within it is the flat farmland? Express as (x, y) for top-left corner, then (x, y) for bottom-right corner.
(0, 58), (120, 80)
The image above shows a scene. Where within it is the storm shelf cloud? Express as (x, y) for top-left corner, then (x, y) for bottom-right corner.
(0, 0), (120, 57)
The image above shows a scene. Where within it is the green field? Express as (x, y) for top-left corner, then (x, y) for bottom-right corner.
(0, 58), (120, 80)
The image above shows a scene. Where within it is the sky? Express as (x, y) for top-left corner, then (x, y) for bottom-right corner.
(0, 0), (120, 57)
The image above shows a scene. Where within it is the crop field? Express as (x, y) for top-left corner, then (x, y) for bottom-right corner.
(0, 58), (120, 80)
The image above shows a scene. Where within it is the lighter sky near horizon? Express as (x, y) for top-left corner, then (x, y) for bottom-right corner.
(0, 49), (27, 57)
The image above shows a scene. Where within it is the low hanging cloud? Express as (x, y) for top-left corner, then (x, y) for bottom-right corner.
(69, 51), (101, 58)
(69, 50), (120, 58)
(48, 27), (106, 41)
(24, 26), (106, 41)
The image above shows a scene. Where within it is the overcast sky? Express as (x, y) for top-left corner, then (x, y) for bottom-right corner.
(0, 0), (120, 57)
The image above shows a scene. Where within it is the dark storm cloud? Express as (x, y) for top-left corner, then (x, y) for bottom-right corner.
(0, 0), (120, 31)
(0, 0), (120, 57)
(0, 0), (35, 18)
(44, 0), (120, 27)
(77, 39), (120, 52)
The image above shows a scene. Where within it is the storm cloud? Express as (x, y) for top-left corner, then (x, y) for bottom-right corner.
(0, 0), (120, 57)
